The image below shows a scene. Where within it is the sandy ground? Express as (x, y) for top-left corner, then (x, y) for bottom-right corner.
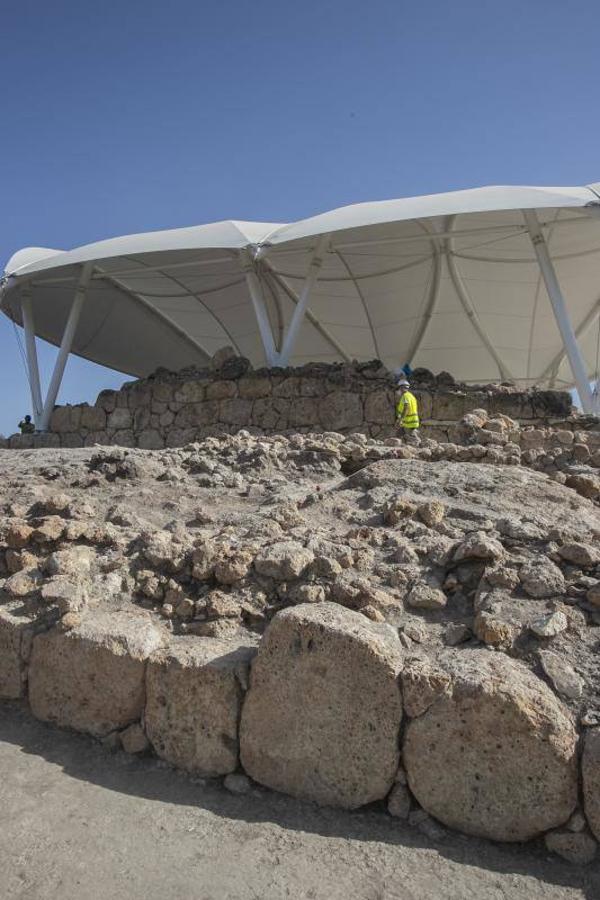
(0, 705), (598, 900)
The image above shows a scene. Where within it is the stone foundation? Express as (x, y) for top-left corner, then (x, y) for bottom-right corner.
(0, 601), (597, 860)
(1, 359), (577, 450)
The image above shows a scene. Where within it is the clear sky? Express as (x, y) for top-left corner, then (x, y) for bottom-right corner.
(1, 0), (598, 435)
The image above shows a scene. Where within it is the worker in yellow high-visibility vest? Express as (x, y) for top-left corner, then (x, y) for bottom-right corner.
(395, 379), (420, 444)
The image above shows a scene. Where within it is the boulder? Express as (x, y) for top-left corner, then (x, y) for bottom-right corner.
(519, 559), (565, 598)
(473, 610), (519, 648)
(530, 611), (568, 639)
(211, 345), (237, 370)
(558, 543), (599, 567)
(254, 541), (314, 580)
(454, 532), (505, 563)
(28, 610), (166, 736)
(565, 473), (600, 500)
(145, 637), (256, 775)
(582, 729), (600, 842)
(406, 582), (447, 610)
(403, 650), (578, 841)
(240, 603), (403, 808)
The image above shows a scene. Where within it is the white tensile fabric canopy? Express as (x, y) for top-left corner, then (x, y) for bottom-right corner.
(3, 181), (600, 429)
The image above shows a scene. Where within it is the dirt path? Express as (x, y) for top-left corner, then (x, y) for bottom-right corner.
(0, 705), (597, 900)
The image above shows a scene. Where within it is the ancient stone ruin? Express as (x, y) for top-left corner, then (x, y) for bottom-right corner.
(2, 354), (575, 450)
(2, 355), (600, 867)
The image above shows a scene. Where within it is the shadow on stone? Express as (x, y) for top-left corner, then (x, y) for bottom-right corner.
(0, 702), (597, 897)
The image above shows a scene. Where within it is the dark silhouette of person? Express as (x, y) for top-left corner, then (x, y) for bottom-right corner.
(18, 414), (35, 434)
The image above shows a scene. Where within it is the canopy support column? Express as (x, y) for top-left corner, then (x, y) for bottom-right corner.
(277, 235), (328, 366)
(39, 263), (93, 431)
(262, 265), (352, 362)
(242, 252), (279, 366)
(524, 210), (595, 413)
(21, 289), (44, 427)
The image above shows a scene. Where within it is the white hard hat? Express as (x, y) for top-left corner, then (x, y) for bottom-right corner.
(396, 378), (410, 388)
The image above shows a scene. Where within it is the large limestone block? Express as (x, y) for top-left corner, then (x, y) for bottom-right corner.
(145, 638), (256, 776)
(288, 397), (319, 427)
(240, 603), (403, 809)
(80, 406), (107, 431)
(219, 398), (253, 426)
(173, 381), (206, 404)
(32, 432), (60, 449)
(49, 405), (82, 433)
(174, 401), (219, 429)
(582, 729), (600, 842)
(29, 610), (166, 736)
(364, 390), (394, 425)
(431, 393), (465, 421)
(107, 407), (133, 430)
(403, 651), (578, 841)
(0, 603), (35, 699)
(137, 429), (165, 450)
(318, 392), (363, 431)
(238, 376), (271, 399)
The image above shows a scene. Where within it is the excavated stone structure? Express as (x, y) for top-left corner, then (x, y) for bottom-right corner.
(1, 360), (600, 867)
(2, 358), (576, 450)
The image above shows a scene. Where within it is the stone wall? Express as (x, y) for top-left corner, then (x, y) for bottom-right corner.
(1, 358), (576, 451)
(1, 601), (598, 861)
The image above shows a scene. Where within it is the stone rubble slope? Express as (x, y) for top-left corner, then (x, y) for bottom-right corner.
(0, 422), (600, 863)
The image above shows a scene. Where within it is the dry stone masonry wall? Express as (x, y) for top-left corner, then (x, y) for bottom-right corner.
(2, 354), (577, 450)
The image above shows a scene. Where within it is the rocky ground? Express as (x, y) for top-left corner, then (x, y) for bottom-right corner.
(2, 416), (600, 868)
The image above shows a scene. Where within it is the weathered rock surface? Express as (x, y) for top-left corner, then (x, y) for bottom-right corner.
(1, 417), (600, 849)
(387, 783), (412, 819)
(544, 829), (597, 865)
(0, 603), (36, 699)
(254, 541), (314, 581)
(582, 729), (600, 842)
(145, 637), (256, 775)
(240, 603), (403, 808)
(403, 651), (578, 841)
(28, 610), (166, 736)
(539, 651), (585, 700)
(120, 722), (150, 754)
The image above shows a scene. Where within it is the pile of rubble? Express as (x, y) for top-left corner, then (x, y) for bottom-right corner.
(1, 422), (600, 864)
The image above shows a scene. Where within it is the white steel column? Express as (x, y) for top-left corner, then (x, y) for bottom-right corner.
(21, 289), (44, 427)
(39, 263), (93, 430)
(278, 234), (328, 366)
(524, 209), (595, 413)
(241, 251), (279, 366)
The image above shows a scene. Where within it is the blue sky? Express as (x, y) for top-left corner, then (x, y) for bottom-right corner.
(1, 0), (598, 435)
